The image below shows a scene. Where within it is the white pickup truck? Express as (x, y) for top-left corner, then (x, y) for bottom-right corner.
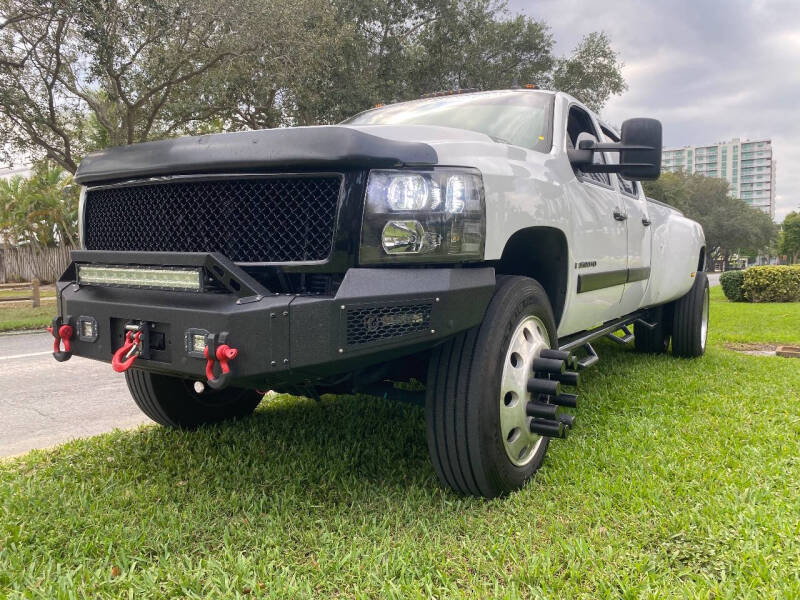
(55, 88), (707, 497)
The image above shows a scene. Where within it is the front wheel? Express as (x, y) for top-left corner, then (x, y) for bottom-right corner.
(425, 275), (568, 498)
(125, 369), (263, 429)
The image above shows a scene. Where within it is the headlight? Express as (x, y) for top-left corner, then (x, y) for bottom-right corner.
(360, 168), (485, 264)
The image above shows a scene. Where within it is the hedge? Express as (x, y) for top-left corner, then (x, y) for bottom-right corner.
(720, 270), (746, 302)
(741, 266), (800, 303)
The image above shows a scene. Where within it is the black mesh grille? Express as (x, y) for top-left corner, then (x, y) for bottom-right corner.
(347, 303), (432, 346)
(84, 175), (342, 262)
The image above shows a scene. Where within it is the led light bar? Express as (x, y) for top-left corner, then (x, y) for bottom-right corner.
(77, 264), (203, 292)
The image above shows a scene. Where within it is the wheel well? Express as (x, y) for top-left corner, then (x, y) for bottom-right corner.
(493, 227), (569, 325)
(698, 247), (706, 272)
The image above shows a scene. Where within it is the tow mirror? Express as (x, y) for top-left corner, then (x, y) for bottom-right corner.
(568, 118), (662, 181)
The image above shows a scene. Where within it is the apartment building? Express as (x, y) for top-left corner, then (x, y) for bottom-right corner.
(662, 138), (776, 218)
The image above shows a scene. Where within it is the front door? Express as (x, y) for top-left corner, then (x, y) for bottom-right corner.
(557, 105), (628, 336)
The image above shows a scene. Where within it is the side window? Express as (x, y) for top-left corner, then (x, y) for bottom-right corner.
(567, 106), (610, 186)
(618, 177), (639, 198)
(600, 124), (639, 198)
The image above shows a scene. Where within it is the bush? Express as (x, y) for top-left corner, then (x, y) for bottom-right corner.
(720, 270), (746, 302)
(742, 266), (800, 303)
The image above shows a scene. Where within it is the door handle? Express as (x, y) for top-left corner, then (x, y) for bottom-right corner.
(613, 208), (627, 221)
(642, 217), (652, 226)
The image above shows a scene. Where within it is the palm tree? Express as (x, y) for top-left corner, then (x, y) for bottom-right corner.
(0, 162), (79, 250)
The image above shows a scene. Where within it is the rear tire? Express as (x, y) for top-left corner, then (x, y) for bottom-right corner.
(125, 369), (263, 429)
(671, 272), (710, 358)
(425, 275), (558, 498)
(634, 307), (670, 354)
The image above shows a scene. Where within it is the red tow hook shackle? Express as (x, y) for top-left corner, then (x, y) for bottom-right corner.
(205, 344), (238, 390)
(48, 318), (73, 362)
(112, 330), (142, 373)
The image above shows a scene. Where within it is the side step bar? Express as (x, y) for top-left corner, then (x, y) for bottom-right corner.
(606, 325), (634, 345)
(558, 310), (651, 369)
(575, 343), (599, 369)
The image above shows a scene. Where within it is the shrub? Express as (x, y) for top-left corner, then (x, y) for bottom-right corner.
(720, 270), (746, 302)
(742, 265), (800, 303)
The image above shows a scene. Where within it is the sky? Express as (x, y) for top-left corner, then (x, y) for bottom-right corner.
(508, 0), (800, 222)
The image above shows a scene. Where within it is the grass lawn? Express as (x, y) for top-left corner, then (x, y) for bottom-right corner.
(0, 305), (56, 332)
(1, 289), (799, 598)
(0, 289), (56, 301)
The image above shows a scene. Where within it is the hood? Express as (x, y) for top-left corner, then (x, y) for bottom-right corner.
(74, 125), (440, 185)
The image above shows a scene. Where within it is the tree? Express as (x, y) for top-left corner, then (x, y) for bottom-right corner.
(553, 32), (627, 112)
(0, 161), (78, 249)
(644, 171), (777, 267)
(1, 0), (628, 170)
(780, 211), (800, 264)
(0, 0), (327, 171)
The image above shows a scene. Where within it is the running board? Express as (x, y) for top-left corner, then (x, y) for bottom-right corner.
(558, 310), (649, 369)
(606, 325), (634, 345)
(576, 343), (599, 369)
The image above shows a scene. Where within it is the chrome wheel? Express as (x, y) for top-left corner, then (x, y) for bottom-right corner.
(700, 282), (710, 350)
(500, 315), (551, 467)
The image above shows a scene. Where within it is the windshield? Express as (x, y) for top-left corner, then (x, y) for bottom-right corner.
(343, 90), (554, 153)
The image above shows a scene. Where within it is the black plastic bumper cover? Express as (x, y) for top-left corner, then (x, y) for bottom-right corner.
(57, 251), (495, 387)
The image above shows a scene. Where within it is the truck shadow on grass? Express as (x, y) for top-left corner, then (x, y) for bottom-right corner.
(113, 392), (440, 504)
(98, 340), (647, 504)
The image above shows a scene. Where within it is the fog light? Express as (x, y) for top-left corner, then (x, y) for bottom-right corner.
(77, 316), (98, 342)
(77, 264), (202, 291)
(185, 328), (210, 358)
(191, 334), (206, 353)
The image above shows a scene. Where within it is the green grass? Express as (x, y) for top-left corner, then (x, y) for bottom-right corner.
(709, 286), (800, 344)
(0, 289), (56, 301)
(0, 305), (55, 332)
(2, 292), (799, 598)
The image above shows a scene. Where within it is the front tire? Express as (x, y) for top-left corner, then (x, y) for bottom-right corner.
(425, 275), (558, 498)
(671, 272), (710, 358)
(125, 369), (263, 429)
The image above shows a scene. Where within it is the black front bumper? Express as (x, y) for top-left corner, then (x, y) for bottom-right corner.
(57, 251), (495, 387)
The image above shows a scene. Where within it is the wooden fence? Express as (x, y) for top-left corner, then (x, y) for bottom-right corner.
(0, 245), (73, 284)
(0, 279), (41, 307)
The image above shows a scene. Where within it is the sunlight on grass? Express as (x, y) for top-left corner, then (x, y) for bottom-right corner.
(1, 290), (799, 597)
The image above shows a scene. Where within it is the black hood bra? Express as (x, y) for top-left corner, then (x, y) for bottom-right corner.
(74, 126), (438, 185)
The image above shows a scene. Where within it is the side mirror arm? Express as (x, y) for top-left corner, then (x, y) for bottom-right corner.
(578, 140), (656, 153)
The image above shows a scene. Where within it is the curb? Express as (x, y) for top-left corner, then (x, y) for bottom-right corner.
(0, 328), (49, 337)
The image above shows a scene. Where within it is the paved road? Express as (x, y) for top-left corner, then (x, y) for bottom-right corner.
(0, 330), (149, 458)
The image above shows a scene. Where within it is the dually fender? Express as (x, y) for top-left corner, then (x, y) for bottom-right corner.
(642, 203), (706, 307)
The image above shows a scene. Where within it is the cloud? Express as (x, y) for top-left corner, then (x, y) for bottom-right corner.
(508, 0), (800, 221)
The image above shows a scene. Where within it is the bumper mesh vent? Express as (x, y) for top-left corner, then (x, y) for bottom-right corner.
(84, 175), (342, 263)
(347, 302), (432, 346)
